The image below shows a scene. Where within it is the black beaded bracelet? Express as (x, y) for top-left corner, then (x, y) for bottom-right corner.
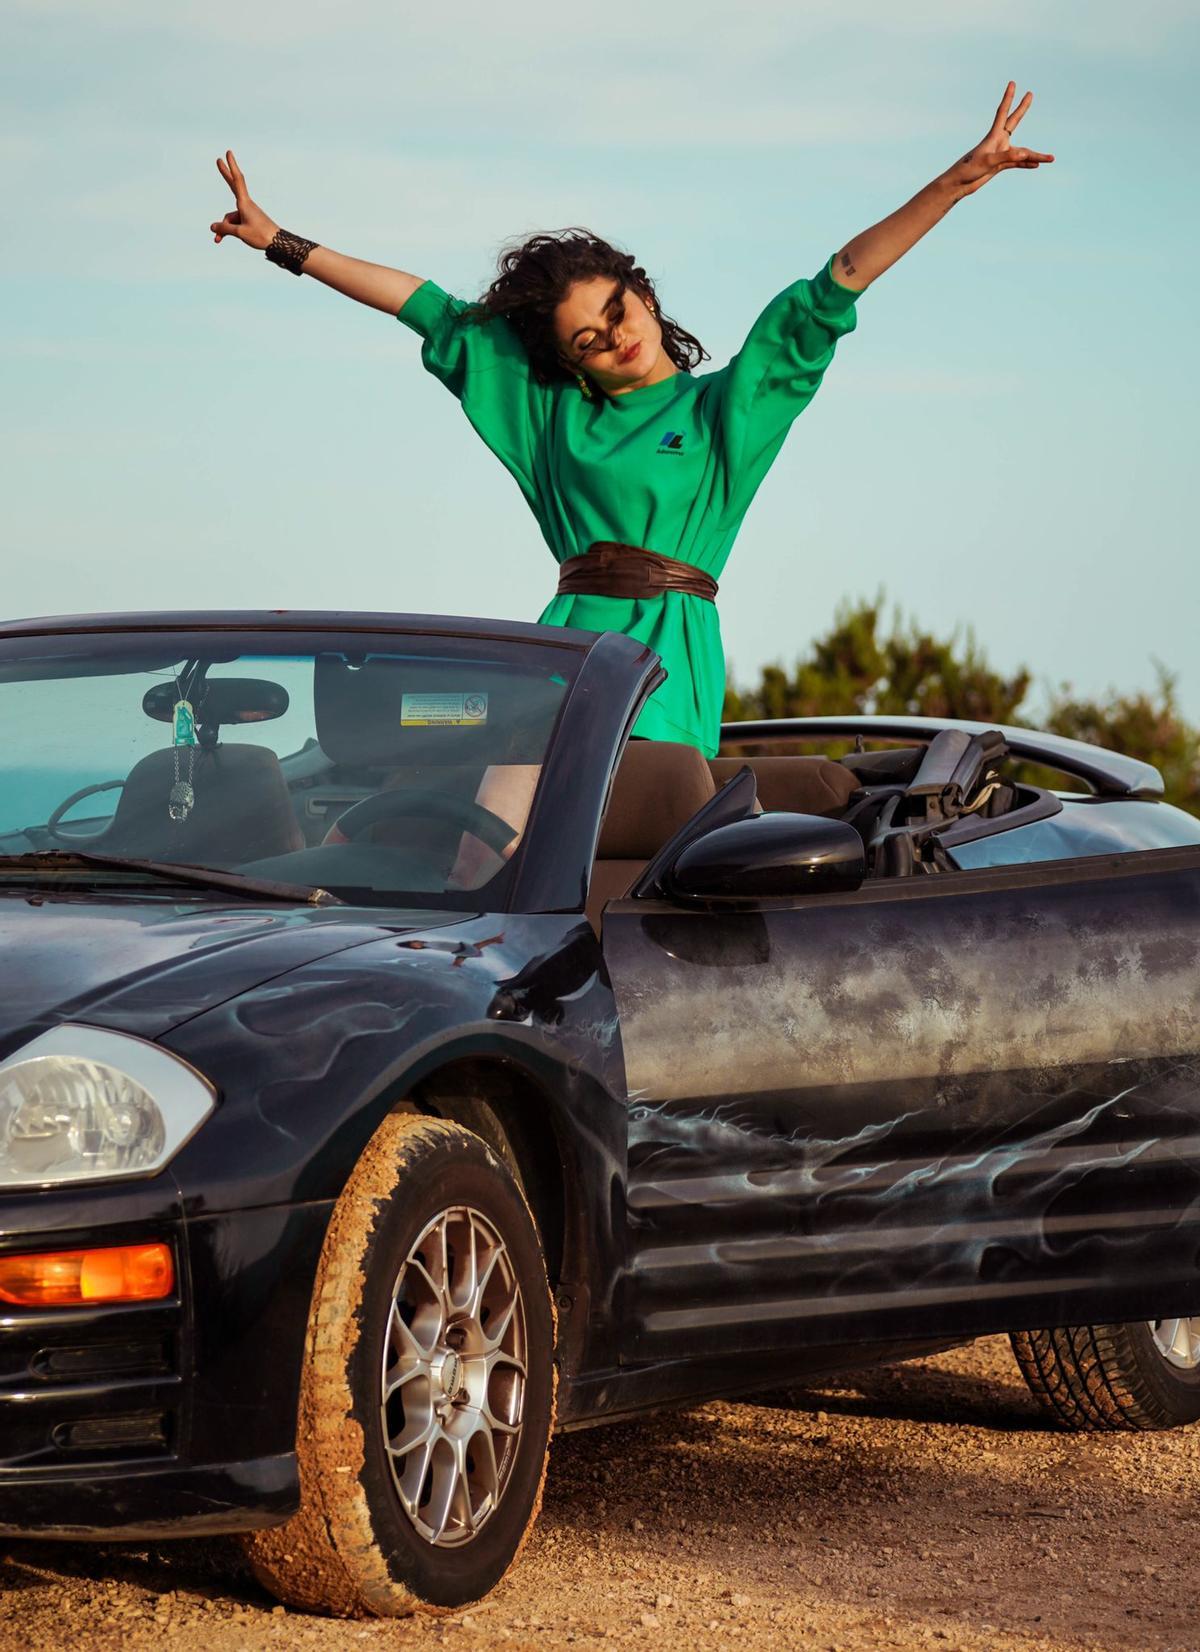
(264, 228), (319, 276)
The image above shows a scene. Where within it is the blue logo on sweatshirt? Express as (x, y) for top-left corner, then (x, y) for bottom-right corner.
(658, 431), (685, 454)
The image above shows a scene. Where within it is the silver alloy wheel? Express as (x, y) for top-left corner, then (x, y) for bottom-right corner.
(381, 1204), (527, 1547)
(1148, 1317), (1200, 1370)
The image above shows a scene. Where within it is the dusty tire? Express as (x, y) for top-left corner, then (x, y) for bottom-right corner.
(1011, 1320), (1200, 1432)
(242, 1113), (555, 1617)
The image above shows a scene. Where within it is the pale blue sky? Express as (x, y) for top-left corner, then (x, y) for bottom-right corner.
(3, 0), (1198, 717)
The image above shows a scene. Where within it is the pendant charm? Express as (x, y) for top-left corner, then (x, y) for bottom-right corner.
(172, 699), (197, 747)
(168, 781), (195, 822)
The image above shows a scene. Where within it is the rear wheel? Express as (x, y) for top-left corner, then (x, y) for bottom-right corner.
(1011, 1318), (1200, 1432)
(242, 1113), (555, 1617)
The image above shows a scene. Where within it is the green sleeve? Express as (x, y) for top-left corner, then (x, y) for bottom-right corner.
(397, 280), (549, 503)
(716, 258), (861, 520)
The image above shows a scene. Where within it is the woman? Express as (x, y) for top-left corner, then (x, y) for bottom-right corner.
(210, 83), (1050, 760)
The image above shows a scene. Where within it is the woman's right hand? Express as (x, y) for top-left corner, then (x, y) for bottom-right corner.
(208, 157), (423, 314)
(210, 151), (279, 251)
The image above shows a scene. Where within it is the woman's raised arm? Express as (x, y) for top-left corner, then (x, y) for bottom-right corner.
(831, 83), (1053, 292)
(209, 151), (424, 316)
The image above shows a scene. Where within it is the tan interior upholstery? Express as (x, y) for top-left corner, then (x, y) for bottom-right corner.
(709, 755), (857, 817)
(585, 860), (650, 931)
(587, 741), (717, 932)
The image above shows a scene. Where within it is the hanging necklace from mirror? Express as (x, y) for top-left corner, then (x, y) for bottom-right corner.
(169, 693), (198, 823)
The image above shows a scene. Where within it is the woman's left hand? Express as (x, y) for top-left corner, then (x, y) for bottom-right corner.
(833, 82), (1054, 288)
(947, 83), (1054, 197)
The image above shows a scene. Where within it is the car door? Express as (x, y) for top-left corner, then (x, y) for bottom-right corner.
(602, 839), (1200, 1362)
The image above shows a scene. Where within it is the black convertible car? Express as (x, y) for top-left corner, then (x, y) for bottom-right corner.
(1, 610), (1199, 1616)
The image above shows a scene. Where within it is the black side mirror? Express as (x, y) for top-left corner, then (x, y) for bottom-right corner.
(665, 812), (865, 903)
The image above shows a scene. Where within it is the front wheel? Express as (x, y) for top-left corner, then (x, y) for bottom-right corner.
(242, 1113), (556, 1617)
(1011, 1318), (1200, 1432)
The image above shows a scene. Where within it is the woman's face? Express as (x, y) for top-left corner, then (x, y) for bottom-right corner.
(552, 278), (675, 395)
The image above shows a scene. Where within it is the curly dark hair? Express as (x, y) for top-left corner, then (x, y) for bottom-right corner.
(470, 228), (708, 388)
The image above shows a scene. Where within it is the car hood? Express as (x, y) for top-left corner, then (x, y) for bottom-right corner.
(0, 892), (463, 1053)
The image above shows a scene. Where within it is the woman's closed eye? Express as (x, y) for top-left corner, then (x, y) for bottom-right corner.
(571, 300), (627, 363)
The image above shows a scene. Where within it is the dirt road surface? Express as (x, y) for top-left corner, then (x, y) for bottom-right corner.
(2, 1336), (1196, 1652)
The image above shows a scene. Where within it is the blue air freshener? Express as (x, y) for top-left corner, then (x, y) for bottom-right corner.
(172, 700), (197, 747)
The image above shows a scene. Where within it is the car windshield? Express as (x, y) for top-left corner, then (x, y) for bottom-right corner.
(0, 628), (581, 908)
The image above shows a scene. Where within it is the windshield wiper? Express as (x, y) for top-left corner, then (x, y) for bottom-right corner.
(0, 850), (341, 906)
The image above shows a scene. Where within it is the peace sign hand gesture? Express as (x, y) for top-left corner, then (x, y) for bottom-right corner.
(210, 151), (279, 251)
(949, 83), (1054, 198)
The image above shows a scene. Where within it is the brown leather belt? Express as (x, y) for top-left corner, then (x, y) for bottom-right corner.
(556, 541), (718, 603)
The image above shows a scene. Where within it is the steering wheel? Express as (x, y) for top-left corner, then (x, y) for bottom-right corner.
(327, 789), (519, 856)
(45, 779), (126, 844)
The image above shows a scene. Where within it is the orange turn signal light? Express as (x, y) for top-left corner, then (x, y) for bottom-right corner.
(0, 1242), (175, 1308)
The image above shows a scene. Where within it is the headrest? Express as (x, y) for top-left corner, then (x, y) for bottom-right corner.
(710, 755), (857, 817)
(598, 740), (716, 860)
(315, 654), (564, 768)
(107, 743), (303, 863)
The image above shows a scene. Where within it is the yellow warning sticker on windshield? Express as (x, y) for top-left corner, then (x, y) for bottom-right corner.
(401, 692), (489, 727)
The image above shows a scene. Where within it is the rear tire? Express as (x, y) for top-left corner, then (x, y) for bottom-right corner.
(242, 1112), (555, 1617)
(1011, 1319), (1200, 1432)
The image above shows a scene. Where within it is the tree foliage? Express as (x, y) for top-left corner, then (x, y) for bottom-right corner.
(1043, 665), (1200, 816)
(724, 599), (1200, 816)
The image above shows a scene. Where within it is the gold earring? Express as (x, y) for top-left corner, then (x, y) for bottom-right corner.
(576, 373), (593, 400)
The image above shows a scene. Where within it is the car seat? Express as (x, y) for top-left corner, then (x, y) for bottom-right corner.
(586, 741), (716, 933)
(708, 755), (857, 816)
(99, 744), (304, 865)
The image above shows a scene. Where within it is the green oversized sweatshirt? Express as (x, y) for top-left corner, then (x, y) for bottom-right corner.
(398, 260), (861, 755)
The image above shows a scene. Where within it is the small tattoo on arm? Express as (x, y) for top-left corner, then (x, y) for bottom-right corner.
(839, 251), (857, 277)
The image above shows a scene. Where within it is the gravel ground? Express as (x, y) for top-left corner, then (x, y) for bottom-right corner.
(2, 1334), (1197, 1652)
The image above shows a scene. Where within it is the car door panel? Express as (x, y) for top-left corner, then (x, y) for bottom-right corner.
(603, 847), (1200, 1361)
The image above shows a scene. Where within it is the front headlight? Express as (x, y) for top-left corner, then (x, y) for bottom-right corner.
(0, 1026), (215, 1189)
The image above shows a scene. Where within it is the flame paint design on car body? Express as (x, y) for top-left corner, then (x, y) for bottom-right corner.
(607, 854), (1200, 1359)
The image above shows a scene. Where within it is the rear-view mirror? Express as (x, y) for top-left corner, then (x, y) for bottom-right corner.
(142, 678), (290, 727)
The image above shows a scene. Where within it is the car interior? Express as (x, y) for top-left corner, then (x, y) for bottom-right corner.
(581, 726), (1049, 928)
(5, 650), (1057, 916)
